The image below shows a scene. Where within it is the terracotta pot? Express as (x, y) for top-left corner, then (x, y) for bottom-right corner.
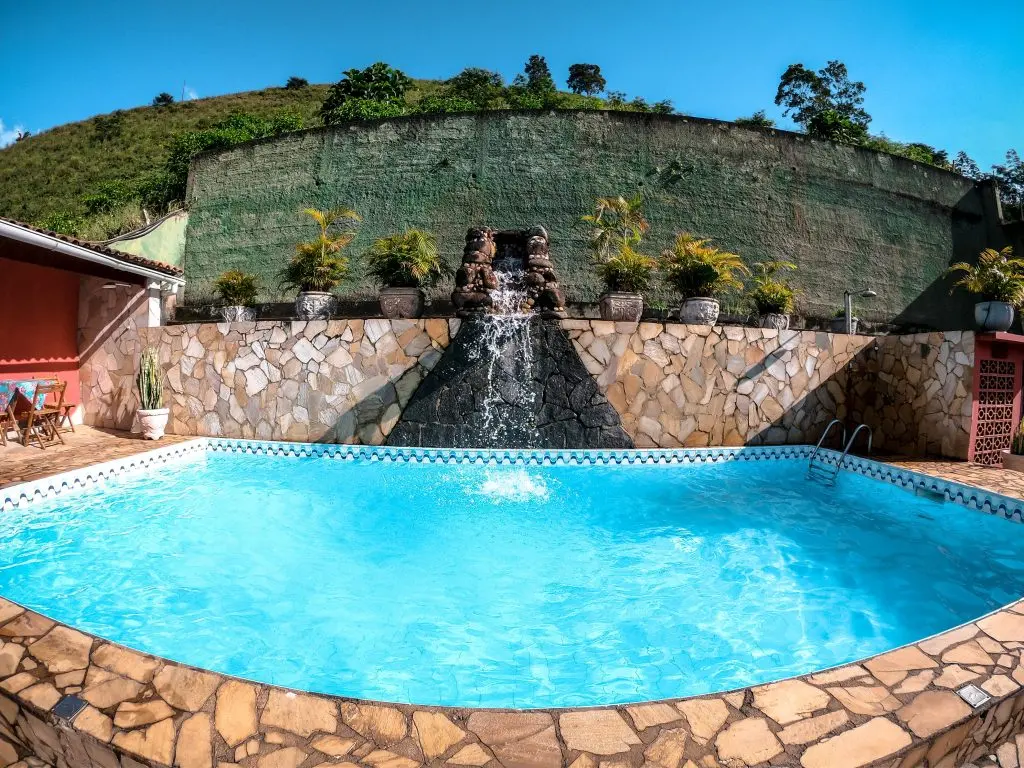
(599, 292), (643, 322)
(220, 305), (256, 323)
(758, 313), (790, 331)
(976, 301), (1014, 332)
(379, 287), (425, 319)
(679, 297), (720, 326)
(295, 291), (336, 320)
(830, 317), (858, 334)
(138, 408), (169, 440)
(1002, 450), (1024, 473)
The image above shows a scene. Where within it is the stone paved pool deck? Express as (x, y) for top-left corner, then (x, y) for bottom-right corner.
(3, 437), (1024, 768)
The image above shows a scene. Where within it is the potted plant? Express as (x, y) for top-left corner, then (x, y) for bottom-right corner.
(214, 269), (260, 322)
(283, 207), (361, 320)
(596, 242), (656, 321)
(829, 307), (857, 334)
(947, 246), (1024, 332)
(582, 194), (652, 321)
(136, 346), (168, 440)
(365, 229), (443, 318)
(749, 260), (797, 330)
(1002, 420), (1024, 473)
(661, 232), (749, 325)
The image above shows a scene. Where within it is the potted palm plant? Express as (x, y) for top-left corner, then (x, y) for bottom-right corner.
(947, 246), (1024, 332)
(582, 194), (652, 321)
(283, 207), (361, 320)
(661, 233), (749, 325)
(136, 346), (168, 440)
(596, 242), (657, 321)
(365, 229), (443, 318)
(214, 269), (260, 322)
(1002, 419), (1024, 473)
(749, 260), (797, 330)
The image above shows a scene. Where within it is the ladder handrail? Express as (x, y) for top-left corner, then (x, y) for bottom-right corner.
(808, 419), (847, 469)
(834, 424), (873, 473)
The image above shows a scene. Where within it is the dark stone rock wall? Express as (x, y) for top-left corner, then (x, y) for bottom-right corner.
(386, 316), (633, 448)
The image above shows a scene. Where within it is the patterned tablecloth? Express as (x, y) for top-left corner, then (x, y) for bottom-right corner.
(0, 379), (52, 414)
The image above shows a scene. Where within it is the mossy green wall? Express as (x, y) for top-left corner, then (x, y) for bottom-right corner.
(184, 110), (991, 328)
(108, 210), (188, 267)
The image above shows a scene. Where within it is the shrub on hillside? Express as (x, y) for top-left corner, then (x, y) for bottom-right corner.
(152, 93), (174, 107)
(285, 77), (309, 90)
(320, 63), (412, 126)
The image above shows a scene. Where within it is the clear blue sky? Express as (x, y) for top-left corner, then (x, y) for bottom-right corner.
(1, 0), (1020, 167)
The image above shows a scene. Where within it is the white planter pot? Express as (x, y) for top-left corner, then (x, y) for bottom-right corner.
(679, 297), (720, 326)
(599, 292), (644, 322)
(976, 301), (1015, 332)
(220, 305), (256, 322)
(1002, 450), (1024, 473)
(138, 408), (169, 440)
(295, 291), (337, 320)
(758, 313), (790, 331)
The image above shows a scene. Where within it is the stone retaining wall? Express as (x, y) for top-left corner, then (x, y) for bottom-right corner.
(79, 318), (973, 458)
(565, 321), (974, 458)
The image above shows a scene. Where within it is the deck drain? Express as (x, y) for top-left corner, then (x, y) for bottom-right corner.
(52, 694), (88, 721)
(957, 684), (991, 708)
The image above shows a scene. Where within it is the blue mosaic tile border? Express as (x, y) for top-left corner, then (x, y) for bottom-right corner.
(4, 437), (1024, 523)
(0, 439), (207, 511)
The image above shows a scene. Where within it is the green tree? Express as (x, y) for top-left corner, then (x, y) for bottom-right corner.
(566, 64), (606, 96)
(444, 68), (505, 108)
(993, 150), (1024, 220)
(952, 151), (982, 180)
(807, 109), (869, 144)
(320, 63), (412, 125)
(520, 55), (555, 93)
(735, 110), (775, 128)
(152, 92), (174, 107)
(775, 60), (870, 132)
(285, 76), (309, 89)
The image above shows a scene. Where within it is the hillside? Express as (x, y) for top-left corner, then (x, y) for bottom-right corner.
(0, 80), (443, 226)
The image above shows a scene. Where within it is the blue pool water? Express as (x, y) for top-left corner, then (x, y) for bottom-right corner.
(2, 450), (1024, 708)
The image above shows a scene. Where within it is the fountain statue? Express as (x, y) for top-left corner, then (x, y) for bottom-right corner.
(386, 226), (631, 449)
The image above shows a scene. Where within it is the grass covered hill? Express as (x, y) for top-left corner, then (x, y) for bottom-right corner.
(0, 86), (332, 225)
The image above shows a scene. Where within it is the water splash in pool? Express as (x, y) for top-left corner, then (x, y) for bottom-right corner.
(476, 469), (550, 501)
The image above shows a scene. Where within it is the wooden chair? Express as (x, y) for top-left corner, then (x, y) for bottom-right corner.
(46, 374), (76, 433)
(22, 380), (66, 449)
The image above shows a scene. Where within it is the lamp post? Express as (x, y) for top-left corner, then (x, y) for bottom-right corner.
(844, 288), (877, 334)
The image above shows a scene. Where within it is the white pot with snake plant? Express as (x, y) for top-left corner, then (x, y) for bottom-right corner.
(136, 346), (169, 440)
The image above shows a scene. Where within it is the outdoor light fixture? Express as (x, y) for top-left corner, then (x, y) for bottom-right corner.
(843, 288), (877, 334)
(101, 281), (131, 289)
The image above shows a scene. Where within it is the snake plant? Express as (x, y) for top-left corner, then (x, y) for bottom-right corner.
(137, 347), (164, 410)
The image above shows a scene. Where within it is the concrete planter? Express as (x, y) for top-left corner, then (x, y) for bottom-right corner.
(599, 292), (644, 322)
(976, 301), (1015, 332)
(830, 317), (859, 334)
(758, 313), (790, 331)
(220, 306), (256, 323)
(379, 287), (425, 319)
(295, 291), (336, 320)
(679, 297), (720, 326)
(1002, 450), (1024, 473)
(137, 408), (169, 440)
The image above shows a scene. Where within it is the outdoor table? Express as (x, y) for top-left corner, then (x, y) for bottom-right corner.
(0, 379), (55, 445)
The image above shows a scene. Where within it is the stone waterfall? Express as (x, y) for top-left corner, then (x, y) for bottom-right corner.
(385, 228), (633, 449)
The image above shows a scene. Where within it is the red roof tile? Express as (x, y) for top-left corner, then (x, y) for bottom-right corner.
(0, 216), (184, 278)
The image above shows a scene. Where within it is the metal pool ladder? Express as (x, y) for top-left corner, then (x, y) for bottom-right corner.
(807, 421), (873, 484)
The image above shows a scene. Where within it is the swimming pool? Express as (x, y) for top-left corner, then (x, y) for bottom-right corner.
(3, 441), (1024, 709)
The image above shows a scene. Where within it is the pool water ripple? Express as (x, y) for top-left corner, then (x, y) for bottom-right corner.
(1, 452), (1023, 707)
